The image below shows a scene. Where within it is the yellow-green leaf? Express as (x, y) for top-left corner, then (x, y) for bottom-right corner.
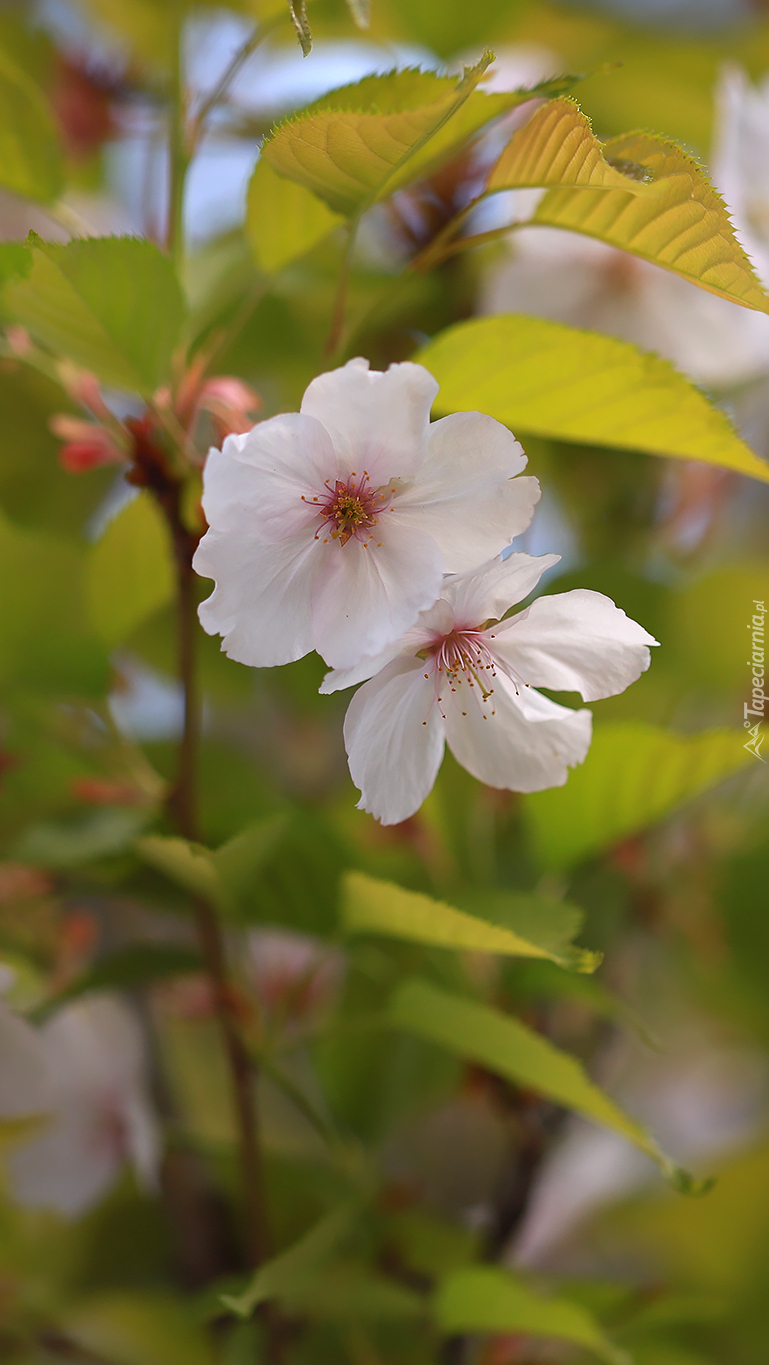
(0, 50), (62, 203)
(391, 979), (696, 1185)
(222, 1207), (358, 1318)
(135, 835), (220, 905)
(487, 97), (652, 195)
(87, 494), (174, 648)
(534, 131), (769, 313)
(5, 236), (186, 395)
(417, 316), (769, 483)
(435, 1268), (630, 1365)
(262, 67), (576, 217)
(246, 158), (344, 273)
(341, 871), (598, 971)
(523, 723), (753, 869)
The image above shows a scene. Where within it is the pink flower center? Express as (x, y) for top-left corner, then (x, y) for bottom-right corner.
(303, 472), (395, 547)
(425, 628), (499, 718)
(421, 626), (530, 723)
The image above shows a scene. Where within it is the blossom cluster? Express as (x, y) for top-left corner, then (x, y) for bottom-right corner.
(194, 358), (657, 823)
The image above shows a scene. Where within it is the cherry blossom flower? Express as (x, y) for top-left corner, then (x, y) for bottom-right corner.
(1, 991), (160, 1216)
(192, 357), (540, 670)
(322, 554), (658, 825)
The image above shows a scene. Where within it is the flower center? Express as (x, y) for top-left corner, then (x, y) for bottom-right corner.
(304, 472), (395, 547)
(420, 627), (530, 723)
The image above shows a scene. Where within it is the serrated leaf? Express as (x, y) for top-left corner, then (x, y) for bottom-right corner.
(488, 98), (654, 195)
(136, 835), (220, 904)
(246, 159), (343, 274)
(417, 316), (769, 482)
(0, 49), (63, 202)
(87, 494), (175, 648)
(391, 978), (694, 1183)
(533, 131), (769, 313)
(262, 67), (576, 217)
(4, 236), (186, 395)
(342, 871), (598, 971)
(223, 1206), (357, 1317)
(523, 723), (753, 869)
(435, 1267), (630, 1365)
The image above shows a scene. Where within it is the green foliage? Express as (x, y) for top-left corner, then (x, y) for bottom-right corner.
(223, 1206), (359, 1316)
(262, 65), (573, 215)
(0, 48), (62, 202)
(533, 132), (769, 312)
(247, 158), (344, 273)
(87, 495), (175, 648)
(487, 96), (655, 194)
(435, 1267), (630, 1364)
(342, 870), (599, 970)
(523, 723), (752, 868)
(390, 978), (685, 1177)
(418, 316), (769, 480)
(4, 236), (186, 395)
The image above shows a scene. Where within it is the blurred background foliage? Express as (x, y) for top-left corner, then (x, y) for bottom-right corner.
(0, 1), (768, 1364)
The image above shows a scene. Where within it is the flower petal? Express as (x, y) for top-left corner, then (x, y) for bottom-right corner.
(443, 553), (562, 628)
(194, 526), (320, 667)
(394, 411), (540, 570)
(444, 672), (592, 793)
(300, 357), (438, 483)
(203, 413), (337, 543)
(495, 589), (658, 701)
(344, 657), (445, 824)
(311, 519), (444, 669)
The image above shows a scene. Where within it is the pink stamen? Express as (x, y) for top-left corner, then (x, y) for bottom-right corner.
(302, 471), (396, 546)
(423, 627), (530, 722)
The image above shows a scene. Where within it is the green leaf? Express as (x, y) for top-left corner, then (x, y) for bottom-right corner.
(487, 97), (654, 195)
(390, 978), (693, 1182)
(262, 66), (575, 217)
(0, 506), (109, 697)
(246, 158), (343, 274)
(0, 49), (63, 202)
(4, 236), (186, 395)
(64, 1292), (211, 1365)
(458, 888), (598, 972)
(417, 316), (769, 483)
(523, 723), (753, 869)
(435, 1267), (630, 1365)
(87, 494), (175, 648)
(222, 1206), (358, 1317)
(14, 808), (148, 868)
(211, 815), (290, 917)
(135, 835), (220, 905)
(533, 131), (769, 313)
(341, 871), (598, 971)
(35, 944), (203, 1019)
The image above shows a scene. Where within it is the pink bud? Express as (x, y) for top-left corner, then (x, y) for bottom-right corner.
(198, 376), (262, 438)
(51, 415), (124, 474)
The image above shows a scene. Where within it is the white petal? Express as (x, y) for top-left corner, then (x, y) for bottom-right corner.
(300, 357), (438, 483)
(495, 589), (658, 702)
(442, 553), (562, 628)
(195, 526), (319, 667)
(310, 519), (443, 669)
(0, 1001), (49, 1119)
(444, 672), (592, 793)
(394, 412), (540, 570)
(344, 657), (445, 824)
(8, 1103), (120, 1214)
(203, 414), (336, 543)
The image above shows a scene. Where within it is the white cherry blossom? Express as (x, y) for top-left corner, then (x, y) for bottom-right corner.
(2, 992), (160, 1217)
(322, 554), (658, 825)
(193, 358), (539, 670)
